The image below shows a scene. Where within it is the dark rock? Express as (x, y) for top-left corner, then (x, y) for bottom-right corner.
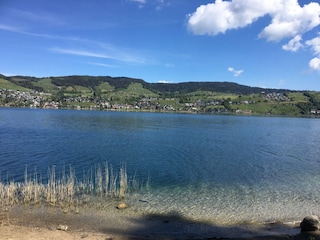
(300, 215), (320, 232)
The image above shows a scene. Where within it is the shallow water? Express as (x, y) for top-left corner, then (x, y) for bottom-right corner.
(1, 108), (320, 224)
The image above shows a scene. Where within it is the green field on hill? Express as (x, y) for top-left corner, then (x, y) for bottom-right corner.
(0, 74), (319, 116)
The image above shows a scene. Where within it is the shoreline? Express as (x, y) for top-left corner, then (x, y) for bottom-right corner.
(2, 205), (319, 239)
(2, 105), (317, 119)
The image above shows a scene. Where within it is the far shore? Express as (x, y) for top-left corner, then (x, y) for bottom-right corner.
(1, 204), (320, 240)
(2, 105), (319, 119)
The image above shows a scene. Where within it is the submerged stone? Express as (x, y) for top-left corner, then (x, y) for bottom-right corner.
(300, 215), (320, 232)
(117, 203), (128, 209)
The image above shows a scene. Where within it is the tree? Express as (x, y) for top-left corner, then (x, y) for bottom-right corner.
(223, 98), (232, 111)
(53, 90), (65, 102)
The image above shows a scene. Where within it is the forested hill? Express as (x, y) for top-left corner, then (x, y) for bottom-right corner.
(2, 74), (320, 116)
(1, 74), (287, 95)
(150, 82), (279, 95)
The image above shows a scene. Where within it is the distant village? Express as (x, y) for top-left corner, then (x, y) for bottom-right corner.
(0, 88), (225, 113)
(1, 88), (319, 115)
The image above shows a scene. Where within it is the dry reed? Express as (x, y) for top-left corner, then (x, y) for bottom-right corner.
(96, 164), (103, 198)
(0, 162), (145, 211)
(119, 163), (127, 199)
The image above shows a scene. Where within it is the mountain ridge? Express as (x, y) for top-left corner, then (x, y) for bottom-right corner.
(1, 74), (292, 95)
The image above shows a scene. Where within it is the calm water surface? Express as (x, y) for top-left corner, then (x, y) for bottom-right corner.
(1, 108), (320, 224)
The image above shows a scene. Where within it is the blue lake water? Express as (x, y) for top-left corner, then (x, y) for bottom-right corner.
(1, 107), (320, 224)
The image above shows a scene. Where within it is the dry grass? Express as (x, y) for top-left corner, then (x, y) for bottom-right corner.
(96, 164), (103, 198)
(0, 162), (148, 213)
(119, 163), (127, 199)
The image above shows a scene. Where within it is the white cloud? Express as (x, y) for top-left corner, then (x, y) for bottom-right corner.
(306, 35), (320, 71)
(309, 57), (320, 71)
(87, 62), (117, 68)
(228, 67), (244, 77)
(0, 24), (20, 32)
(129, 0), (146, 8)
(129, 0), (170, 10)
(188, 0), (278, 36)
(282, 35), (303, 52)
(306, 35), (320, 56)
(259, 1), (320, 42)
(52, 48), (110, 58)
(11, 9), (65, 26)
(0, 23), (81, 40)
(188, 0), (320, 73)
(51, 46), (145, 64)
(187, 0), (320, 42)
(158, 80), (170, 83)
(129, 0), (146, 3)
(156, 0), (170, 11)
(0, 24), (148, 66)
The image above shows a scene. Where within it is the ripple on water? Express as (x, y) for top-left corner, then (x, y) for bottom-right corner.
(125, 181), (320, 225)
(2, 109), (320, 225)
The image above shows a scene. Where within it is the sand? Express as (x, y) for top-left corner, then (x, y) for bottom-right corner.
(1, 204), (320, 240)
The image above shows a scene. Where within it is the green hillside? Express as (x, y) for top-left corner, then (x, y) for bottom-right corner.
(0, 74), (319, 116)
(0, 77), (30, 91)
(1, 75), (284, 95)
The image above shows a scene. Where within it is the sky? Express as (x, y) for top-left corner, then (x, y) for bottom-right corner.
(1, 0), (320, 91)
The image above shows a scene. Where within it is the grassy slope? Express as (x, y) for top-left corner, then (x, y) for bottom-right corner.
(126, 83), (158, 97)
(0, 78), (30, 91)
(31, 78), (60, 93)
(97, 82), (114, 93)
(0, 75), (318, 115)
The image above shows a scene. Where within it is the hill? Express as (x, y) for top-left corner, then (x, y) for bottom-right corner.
(1, 74), (286, 95)
(0, 74), (319, 116)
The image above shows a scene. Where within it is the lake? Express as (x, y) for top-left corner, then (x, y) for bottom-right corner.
(1, 107), (320, 224)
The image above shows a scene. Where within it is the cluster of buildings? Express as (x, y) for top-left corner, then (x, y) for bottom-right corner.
(0, 88), (229, 113)
(310, 109), (320, 114)
(4, 88), (313, 115)
(262, 92), (290, 101)
(0, 89), (90, 109)
(0, 89), (57, 108)
(0, 88), (279, 112)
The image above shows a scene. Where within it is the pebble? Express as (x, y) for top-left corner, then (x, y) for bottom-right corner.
(56, 224), (68, 231)
(117, 203), (128, 209)
(81, 233), (88, 238)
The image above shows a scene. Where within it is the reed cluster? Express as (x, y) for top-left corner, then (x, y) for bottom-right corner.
(0, 162), (148, 212)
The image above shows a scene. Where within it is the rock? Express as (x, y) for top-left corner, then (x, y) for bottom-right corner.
(116, 203), (128, 209)
(81, 233), (88, 238)
(300, 215), (320, 232)
(56, 224), (68, 231)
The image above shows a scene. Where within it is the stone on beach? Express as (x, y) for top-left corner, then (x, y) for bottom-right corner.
(300, 215), (320, 232)
(56, 224), (68, 231)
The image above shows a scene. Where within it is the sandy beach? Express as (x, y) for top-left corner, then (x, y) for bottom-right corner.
(1, 204), (320, 240)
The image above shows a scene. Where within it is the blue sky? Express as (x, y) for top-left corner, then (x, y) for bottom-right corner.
(1, 0), (320, 90)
